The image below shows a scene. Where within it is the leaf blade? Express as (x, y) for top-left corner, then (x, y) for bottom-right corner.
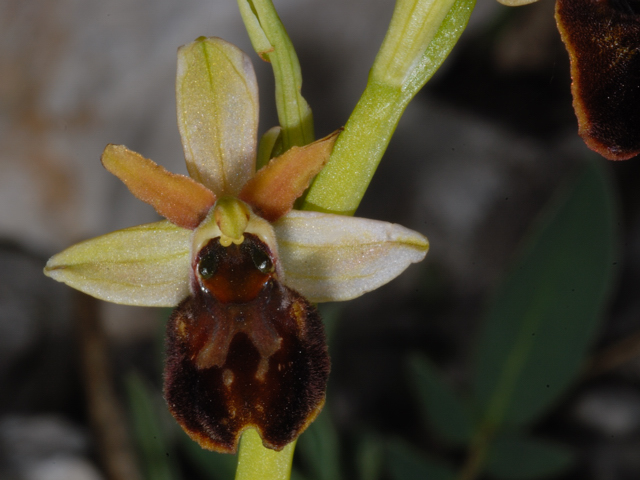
(408, 354), (474, 445)
(486, 434), (575, 480)
(475, 161), (617, 428)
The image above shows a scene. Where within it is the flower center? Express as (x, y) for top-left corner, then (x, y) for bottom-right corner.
(195, 233), (275, 303)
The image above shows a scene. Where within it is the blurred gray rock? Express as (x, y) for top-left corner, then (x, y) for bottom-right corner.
(0, 245), (75, 412)
(574, 387), (640, 438)
(0, 415), (102, 480)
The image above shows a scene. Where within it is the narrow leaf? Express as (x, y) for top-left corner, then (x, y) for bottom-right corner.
(386, 440), (455, 480)
(303, 0), (475, 215)
(296, 409), (342, 480)
(408, 354), (474, 445)
(475, 161), (617, 428)
(125, 372), (182, 480)
(486, 434), (575, 479)
(356, 434), (384, 480)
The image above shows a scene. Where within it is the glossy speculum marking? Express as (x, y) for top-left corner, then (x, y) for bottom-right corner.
(164, 234), (330, 453)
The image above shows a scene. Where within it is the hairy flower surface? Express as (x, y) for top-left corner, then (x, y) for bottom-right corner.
(44, 37), (429, 453)
(497, 0), (640, 160)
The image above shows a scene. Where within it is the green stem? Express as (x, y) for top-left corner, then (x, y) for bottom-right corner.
(238, 0), (315, 149)
(457, 426), (493, 480)
(302, 80), (405, 216)
(235, 429), (297, 480)
(302, 0), (475, 215)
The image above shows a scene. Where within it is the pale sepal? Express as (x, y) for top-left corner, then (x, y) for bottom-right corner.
(44, 221), (192, 307)
(176, 37), (259, 196)
(273, 210), (429, 303)
(496, 0), (538, 5)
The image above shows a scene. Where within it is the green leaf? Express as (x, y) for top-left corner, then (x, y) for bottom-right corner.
(408, 354), (474, 445)
(297, 408), (342, 480)
(179, 430), (237, 480)
(125, 372), (182, 480)
(386, 440), (455, 480)
(486, 434), (575, 479)
(356, 434), (384, 480)
(475, 160), (618, 428)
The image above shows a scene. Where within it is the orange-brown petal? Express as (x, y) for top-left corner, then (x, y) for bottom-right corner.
(164, 235), (329, 453)
(556, 0), (640, 160)
(239, 130), (340, 221)
(102, 144), (216, 229)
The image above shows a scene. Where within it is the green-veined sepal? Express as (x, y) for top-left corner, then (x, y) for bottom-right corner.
(273, 210), (429, 303)
(44, 220), (192, 306)
(176, 37), (259, 196)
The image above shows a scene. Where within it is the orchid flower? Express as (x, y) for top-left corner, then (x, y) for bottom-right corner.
(497, 0), (640, 160)
(43, 37), (429, 453)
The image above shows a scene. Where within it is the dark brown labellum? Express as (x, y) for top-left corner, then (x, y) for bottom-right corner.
(556, 0), (640, 160)
(164, 234), (330, 453)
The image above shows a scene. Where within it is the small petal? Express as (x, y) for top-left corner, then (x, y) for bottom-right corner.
(556, 0), (640, 160)
(44, 221), (191, 307)
(177, 37), (259, 195)
(273, 210), (429, 303)
(256, 126), (282, 170)
(102, 144), (216, 229)
(239, 131), (340, 222)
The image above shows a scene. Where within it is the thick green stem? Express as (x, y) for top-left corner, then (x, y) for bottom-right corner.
(302, 0), (475, 215)
(302, 80), (405, 216)
(235, 429), (297, 480)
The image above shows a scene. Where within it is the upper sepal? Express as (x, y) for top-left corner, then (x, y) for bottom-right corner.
(177, 37), (259, 194)
(44, 220), (192, 307)
(273, 210), (429, 303)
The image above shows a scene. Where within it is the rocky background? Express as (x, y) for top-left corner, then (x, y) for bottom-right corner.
(2, 0), (640, 479)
